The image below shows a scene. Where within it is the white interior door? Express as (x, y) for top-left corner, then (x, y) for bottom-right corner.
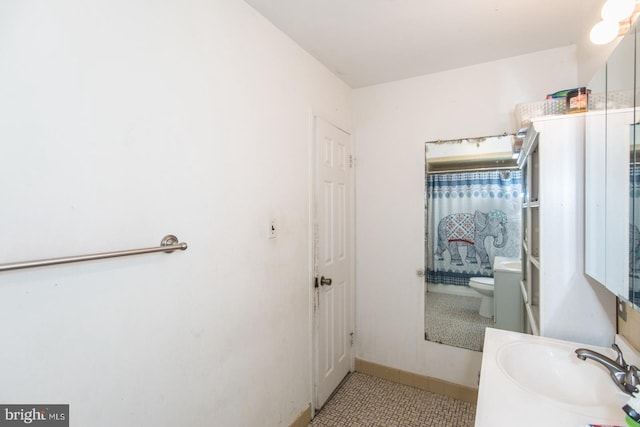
(314, 117), (354, 410)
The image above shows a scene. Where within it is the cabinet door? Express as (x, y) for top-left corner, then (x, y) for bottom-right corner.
(604, 30), (634, 299)
(605, 110), (631, 298)
(631, 22), (640, 308)
(585, 65), (606, 284)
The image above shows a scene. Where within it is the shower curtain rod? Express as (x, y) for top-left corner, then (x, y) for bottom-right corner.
(428, 165), (519, 174)
(0, 234), (188, 272)
(425, 132), (515, 145)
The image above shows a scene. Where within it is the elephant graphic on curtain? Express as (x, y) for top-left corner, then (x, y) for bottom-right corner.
(435, 209), (508, 269)
(630, 223), (640, 277)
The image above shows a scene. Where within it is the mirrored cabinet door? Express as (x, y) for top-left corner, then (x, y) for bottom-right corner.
(606, 29), (634, 299)
(632, 123), (639, 307)
(585, 21), (636, 303)
(631, 22), (640, 309)
(585, 66), (606, 284)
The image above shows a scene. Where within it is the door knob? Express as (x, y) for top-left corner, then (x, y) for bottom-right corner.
(320, 276), (332, 286)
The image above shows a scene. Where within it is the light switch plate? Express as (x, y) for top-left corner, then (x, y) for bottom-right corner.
(268, 218), (277, 239)
(617, 297), (627, 321)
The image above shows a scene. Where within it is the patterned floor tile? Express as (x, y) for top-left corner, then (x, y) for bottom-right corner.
(425, 290), (493, 351)
(310, 373), (476, 427)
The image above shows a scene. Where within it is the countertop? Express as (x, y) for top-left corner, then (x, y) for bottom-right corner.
(475, 328), (631, 427)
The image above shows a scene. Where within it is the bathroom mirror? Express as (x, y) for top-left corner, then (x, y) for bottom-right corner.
(424, 135), (522, 351)
(585, 20), (639, 309)
(631, 21), (640, 309)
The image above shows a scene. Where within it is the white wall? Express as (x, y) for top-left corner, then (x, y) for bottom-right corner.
(0, 1), (351, 426)
(354, 46), (582, 388)
(576, 0), (623, 85)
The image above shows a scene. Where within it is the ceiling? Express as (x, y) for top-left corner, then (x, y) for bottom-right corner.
(244, 0), (602, 88)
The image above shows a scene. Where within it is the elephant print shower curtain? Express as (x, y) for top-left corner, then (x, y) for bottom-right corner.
(631, 166), (640, 306)
(426, 170), (522, 286)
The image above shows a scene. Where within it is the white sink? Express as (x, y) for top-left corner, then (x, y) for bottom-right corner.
(477, 328), (632, 426)
(499, 261), (521, 271)
(493, 256), (521, 272)
(496, 340), (628, 409)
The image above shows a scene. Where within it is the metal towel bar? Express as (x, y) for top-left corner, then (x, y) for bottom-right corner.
(0, 234), (188, 272)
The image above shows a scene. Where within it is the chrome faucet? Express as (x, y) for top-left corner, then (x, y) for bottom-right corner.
(575, 344), (640, 395)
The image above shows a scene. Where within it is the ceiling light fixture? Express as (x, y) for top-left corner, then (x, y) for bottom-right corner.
(590, 0), (639, 45)
(590, 19), (620, 44)
(601, 0), (635, 21)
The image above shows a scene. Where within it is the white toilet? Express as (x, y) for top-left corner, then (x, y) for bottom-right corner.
(468, 277), (495, 318)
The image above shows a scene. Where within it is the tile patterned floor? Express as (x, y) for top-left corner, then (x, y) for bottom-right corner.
(309, 372), (476, 427)
(425, 290), (494, 351)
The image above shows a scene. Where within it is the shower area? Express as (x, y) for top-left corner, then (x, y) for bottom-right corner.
(424, 135), (522, 351)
